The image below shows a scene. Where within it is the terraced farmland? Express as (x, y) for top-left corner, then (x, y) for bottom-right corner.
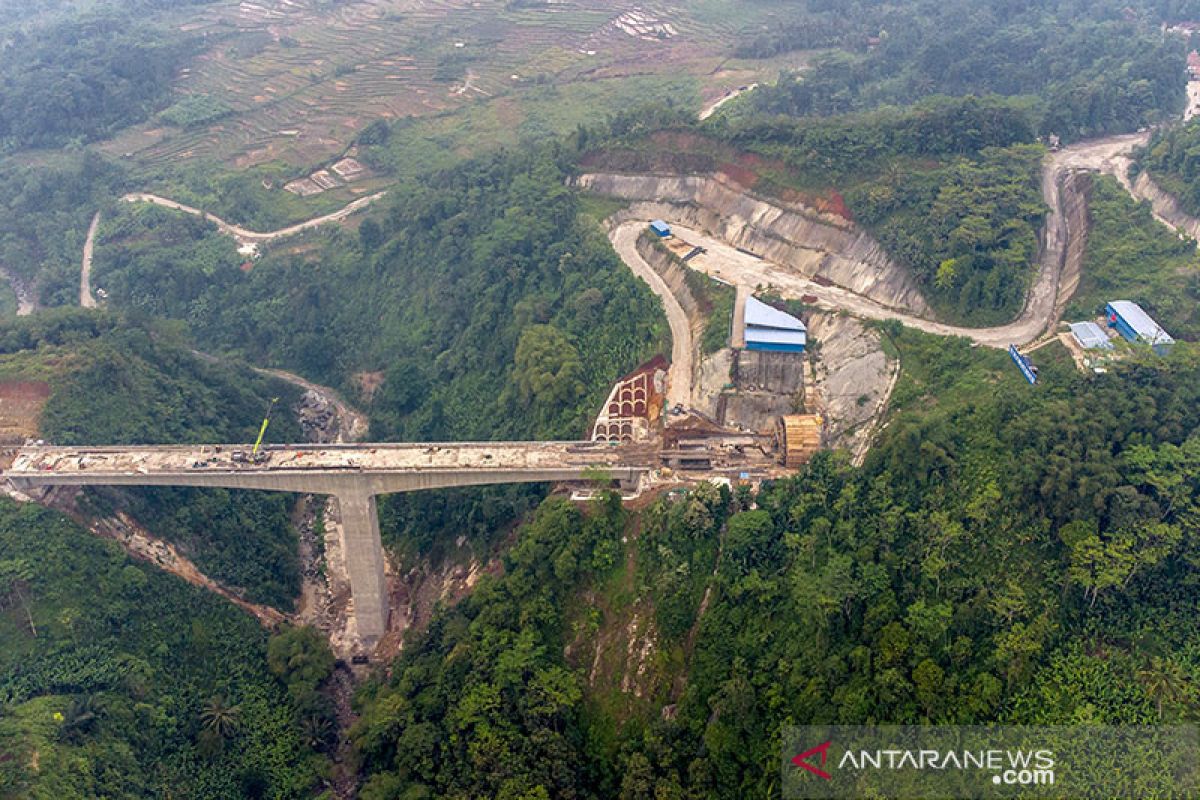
(95, 0), (803, 181)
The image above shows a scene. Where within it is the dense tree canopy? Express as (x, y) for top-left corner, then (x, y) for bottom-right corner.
(0, 311), (306, 609)
(738, 0), (1188, 140)
(1142, 118), (1200, 224)
(355, 335), (1200, 798)
(0, 12), (204, 150)
(0, 502), (328, 798)
(849, 143), (1046, 323)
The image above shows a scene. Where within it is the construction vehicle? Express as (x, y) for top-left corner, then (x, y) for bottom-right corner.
(251, 398), (280, 463)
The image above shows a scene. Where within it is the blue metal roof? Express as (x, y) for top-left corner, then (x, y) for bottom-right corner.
(1107, 301), (1174, 346)
(1069, 321), (1114, 350)
(649, 220), (671, 235)
(744, 297), (805, 332)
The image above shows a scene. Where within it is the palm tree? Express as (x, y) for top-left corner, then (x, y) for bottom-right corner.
(199, 695), (242, 740)
(299, 711), (336, 752)
(57, 695), (101, 744)
(1137, 657), (1191, 719)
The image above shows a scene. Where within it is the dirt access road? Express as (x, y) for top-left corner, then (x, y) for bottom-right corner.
(78, 190), (386, 310)
(698, 83), (759, 121)
(607, 132), (1151, 355)
(610, 223), (694, 407)
(80, 211), (101, 309)
(122, 190), (387, 246)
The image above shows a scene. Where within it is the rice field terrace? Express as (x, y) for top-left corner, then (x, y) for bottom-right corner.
(94, 0), (809, 181)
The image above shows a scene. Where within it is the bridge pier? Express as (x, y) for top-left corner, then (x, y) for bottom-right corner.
(5, 443), (656, 649)
(334, 489), (388, 643)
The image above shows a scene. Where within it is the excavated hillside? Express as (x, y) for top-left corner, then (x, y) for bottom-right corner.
(1130, 171), (1200, 240)
(578, 172), (932, 316)
(1054, 171), (1093, 321)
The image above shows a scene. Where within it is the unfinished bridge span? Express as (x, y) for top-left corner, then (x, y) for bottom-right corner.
(4, 441), (656, 643)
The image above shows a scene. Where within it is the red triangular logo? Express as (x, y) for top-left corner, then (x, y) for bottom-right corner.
(792, 740), (833, 780)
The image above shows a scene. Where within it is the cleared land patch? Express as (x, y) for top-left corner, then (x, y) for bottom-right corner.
(0, 381), (50, 444)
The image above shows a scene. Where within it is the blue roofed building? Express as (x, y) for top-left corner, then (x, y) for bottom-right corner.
(1069, 321), (1114, 351)
(1105, 300), (1174, 355)
(744, 296), (806, 353)
(649, 220), (671, 237)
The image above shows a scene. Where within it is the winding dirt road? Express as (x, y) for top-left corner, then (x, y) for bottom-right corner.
(603, 133), (1151, 356)
(80, 211), (101, 308)
(698, 83), (759, 121)
(611, 224), (693, 407)
(256, 365), (369, 443)
(122, 190), (387, 246)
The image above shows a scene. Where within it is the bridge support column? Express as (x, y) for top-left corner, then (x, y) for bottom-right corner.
(333, 489), (388, 643)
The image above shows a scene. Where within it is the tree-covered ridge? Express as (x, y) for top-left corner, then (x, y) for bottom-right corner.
(0, 11), (206, 151)
(95, 147), (667, 443)
(352, 494), (627, 800)
(848, 144), (1046, 324)
(0, 310), (306, 610)
(0, 502), (328, 798)
(1143, 118), (1200, 220)
(25, 313), (303, 447)
(718, 95), (1039, 181)
(1067, 175), (1200, 340)
(739, 0), (1187, 140)
(353, 332), (1200, 798)
(0, 153), (127, 297)
(595, 98), (1048, 324)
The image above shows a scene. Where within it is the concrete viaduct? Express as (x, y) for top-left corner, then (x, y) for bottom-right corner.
(3, 441), (656, 642)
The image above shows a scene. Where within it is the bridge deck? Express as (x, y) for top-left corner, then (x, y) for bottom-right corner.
(6, 441), (659, 478)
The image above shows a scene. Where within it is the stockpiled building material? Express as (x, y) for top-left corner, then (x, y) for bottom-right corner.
(775, 415), (822, 468)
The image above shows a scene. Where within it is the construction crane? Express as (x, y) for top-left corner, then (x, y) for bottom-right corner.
(251, 397), (280, 460)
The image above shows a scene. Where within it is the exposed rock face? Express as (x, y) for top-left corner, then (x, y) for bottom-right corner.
(804, 312), (897, 460)
(636, 236), (705, 322)
(1131, 170), (1200, 241)
(1055, 171), (1093, 320)
(579, 171), (932, 316)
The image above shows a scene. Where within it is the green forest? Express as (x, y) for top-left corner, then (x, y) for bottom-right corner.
(0, 154), (127, 298)
(0, 311), (306, 609)
(589, 96), (1048, 323)
(354, 334), (1200, 798)
(5, 0), (1200, 796)
(93, 147), (668, 444)
(0, 312), (337, 797)
(1068, 175), (1200, 340)
(737, 0), (1188, 139)
(1144, 118), (1200, 219)
(847, 143), (1046, 323)
(0, 10), (206, 151)
(0, 502), (332, 798)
